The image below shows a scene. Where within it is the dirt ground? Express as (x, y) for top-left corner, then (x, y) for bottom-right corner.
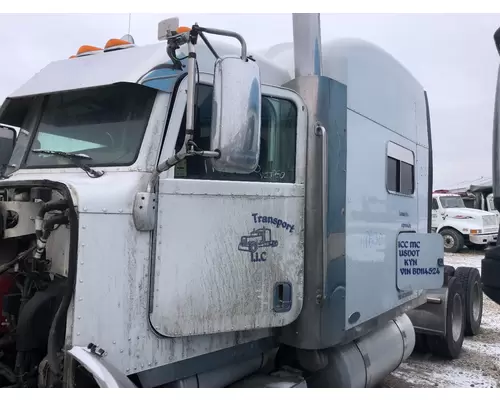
(381, 249), (500, 388)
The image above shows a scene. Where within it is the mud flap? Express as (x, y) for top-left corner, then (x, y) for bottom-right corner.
(406, 287), (448, 336)
(481, 246), (500, 305)
(68, 346), (136, 388)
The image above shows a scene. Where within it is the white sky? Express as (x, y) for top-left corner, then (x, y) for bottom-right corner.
(0, 12), (499, 189)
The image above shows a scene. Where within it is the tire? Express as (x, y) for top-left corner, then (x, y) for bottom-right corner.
(440, 229), (464, 253)
(454, 267), (483, 336)
(468, 244), (487, 251)
(444, 265), (455, 285)
(427, 277), (465, 359)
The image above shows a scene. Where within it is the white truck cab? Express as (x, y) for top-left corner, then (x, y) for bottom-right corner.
(448, 183), (500, 219)
(0, 15), (481, 388)
(432, 191), (498, 252)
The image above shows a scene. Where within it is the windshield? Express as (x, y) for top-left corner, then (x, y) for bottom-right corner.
(23, 83), (156, 169)
(440, 196), (466, 209)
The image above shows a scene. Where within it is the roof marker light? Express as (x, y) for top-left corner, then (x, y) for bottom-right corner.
(76, 45), (103, 57)
(104, 38), (135, 52)
(176, 26), (191, 34)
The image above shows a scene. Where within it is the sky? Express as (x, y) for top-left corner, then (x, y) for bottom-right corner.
(0, 13), (499, 189)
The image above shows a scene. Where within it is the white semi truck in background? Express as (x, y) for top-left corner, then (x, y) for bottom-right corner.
(432, 190), (498, 252)
(0, 14), (483, 388)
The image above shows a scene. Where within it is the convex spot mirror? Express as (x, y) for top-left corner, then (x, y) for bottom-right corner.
(210, 56), (262, 174)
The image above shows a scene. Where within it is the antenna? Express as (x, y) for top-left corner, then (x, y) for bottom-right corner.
(122, 13), (135, 44)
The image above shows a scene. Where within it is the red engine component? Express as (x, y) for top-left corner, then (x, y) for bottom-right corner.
(0, 273), (15, 333)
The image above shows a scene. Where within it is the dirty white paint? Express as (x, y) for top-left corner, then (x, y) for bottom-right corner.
(151, 179), (305, 337)
(382, 248), (500, 388)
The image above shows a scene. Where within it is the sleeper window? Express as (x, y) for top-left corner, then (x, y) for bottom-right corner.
(386, 142), (415, 196)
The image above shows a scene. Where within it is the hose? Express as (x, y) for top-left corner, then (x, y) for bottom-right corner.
(35, 200), (69, 239)
(34, 201), (69, 260)
(41, 214), (69, 241)
(0, 245), (36, 276)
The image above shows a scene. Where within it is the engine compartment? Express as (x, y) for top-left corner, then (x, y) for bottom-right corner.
(0, 184), (89, 387)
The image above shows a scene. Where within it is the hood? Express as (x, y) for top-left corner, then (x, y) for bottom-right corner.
(443, 207), (497, 218)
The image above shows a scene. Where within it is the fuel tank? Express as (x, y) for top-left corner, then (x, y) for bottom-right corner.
(308, 313), (415, 388)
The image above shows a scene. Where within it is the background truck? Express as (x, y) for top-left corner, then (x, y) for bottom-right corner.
(446, 182), (499, 217)
(432, 191), (498, 252)
(0, 14), (482, 388)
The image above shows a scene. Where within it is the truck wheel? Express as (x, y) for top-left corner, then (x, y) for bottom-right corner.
(249, 242), (258, 253)
(427, 277), (465, 359)
(440, 229), (464, 253)
(454, 267), (483, 336)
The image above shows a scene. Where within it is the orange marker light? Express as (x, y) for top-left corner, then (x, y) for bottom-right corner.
(176, 26), (191, 34)
(77, 45), (103, 56)
(69, 55), (77, 59)
(104, 38), (132, 49)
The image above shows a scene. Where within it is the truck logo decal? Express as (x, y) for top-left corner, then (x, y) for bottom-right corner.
(238, 214), (294, 263)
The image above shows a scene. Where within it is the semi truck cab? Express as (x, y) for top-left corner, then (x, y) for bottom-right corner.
(0, 15), (470, 388)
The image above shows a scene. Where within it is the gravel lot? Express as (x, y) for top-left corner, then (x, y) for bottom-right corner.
(381, 248), (500, 388)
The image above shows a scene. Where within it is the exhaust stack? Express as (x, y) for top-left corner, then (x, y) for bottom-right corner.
(292, 13), (323, 78)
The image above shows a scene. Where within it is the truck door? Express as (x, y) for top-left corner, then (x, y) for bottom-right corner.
(150, 76), (307, 337)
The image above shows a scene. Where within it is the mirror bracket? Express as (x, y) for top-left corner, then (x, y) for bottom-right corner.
(146, 140), (220, 193)
(152, 23), (259, 193)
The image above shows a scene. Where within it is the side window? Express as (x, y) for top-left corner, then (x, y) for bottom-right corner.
(174, 85), (298, 183)
(432, 198), (439, 210)
(386, 141), (415, 195)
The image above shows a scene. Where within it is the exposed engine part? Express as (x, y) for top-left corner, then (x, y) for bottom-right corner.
(34, 200), (69, 259)
(0, 245), (36, 276)
(30, 188), (52, 203)
(0, 189), (75, 388)
(13, 191), (30, 202)
(0, 243), (55, 387)
(15, 280), (65, 387)
(0, 273), (15, 333)
(289, 314), (415, 388)
(37, 357), (59, 388)
(0, 360), (16, 385)
(0, 201), (43, 239)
